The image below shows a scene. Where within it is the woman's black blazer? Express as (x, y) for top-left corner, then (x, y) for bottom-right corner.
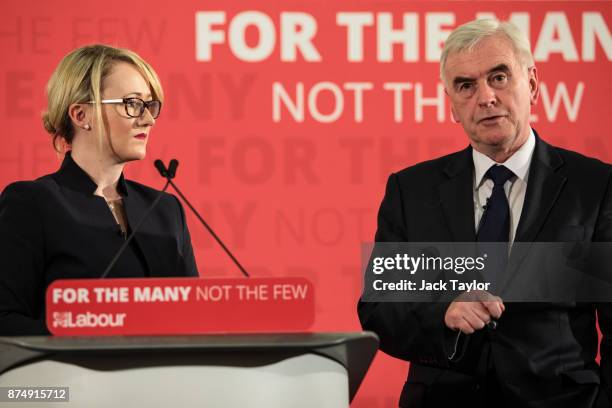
(0, 153), (198, 335)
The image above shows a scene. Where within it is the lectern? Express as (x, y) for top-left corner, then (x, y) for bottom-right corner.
(0, 332), (378, 408)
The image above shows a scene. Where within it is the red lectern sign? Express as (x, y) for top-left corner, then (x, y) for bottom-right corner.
(46, 277), (314, 336)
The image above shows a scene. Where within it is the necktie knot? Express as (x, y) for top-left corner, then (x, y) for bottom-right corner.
(485, 165), (514, 187)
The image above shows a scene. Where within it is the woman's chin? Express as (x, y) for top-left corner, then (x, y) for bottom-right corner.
(118, 150), (146, 163)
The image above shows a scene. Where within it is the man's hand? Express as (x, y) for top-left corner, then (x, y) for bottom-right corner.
(444, 290), (505, 334)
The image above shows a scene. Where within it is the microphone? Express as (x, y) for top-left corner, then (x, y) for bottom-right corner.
(167, 159), (178, 179)
(100, 173), (171, 279)
(155, 159), (250, 278)
(476, 197), (490, 237)
(154, 159), (168, 178)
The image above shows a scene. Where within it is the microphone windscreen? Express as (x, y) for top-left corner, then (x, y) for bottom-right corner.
(168, 159), (179, 178)
(154, 159), (168, 177)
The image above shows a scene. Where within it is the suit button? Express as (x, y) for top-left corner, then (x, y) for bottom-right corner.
(474, 384), (481, 391)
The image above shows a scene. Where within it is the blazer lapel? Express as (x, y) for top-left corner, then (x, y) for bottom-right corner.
(502, 134), (567, 293)
(122, 185), (154, 276)
(514, 135), (566, 244)
(438, 146), (477, 242)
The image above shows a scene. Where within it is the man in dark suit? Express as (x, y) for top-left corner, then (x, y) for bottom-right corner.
(358, 19), (612, 408)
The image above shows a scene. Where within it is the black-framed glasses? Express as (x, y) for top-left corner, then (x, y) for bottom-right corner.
(87, 98), (162, 119)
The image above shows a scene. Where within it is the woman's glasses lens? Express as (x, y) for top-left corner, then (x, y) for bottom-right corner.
(125, 98), (161, 119)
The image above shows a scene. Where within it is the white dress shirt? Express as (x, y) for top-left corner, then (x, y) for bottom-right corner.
(472, 129), (536, 244)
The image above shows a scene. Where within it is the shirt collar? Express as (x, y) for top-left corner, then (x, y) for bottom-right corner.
(473, 128), (536, 188)
(55, 151), (129, 196)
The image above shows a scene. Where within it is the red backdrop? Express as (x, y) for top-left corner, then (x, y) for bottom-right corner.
(1, 1), (611, 406)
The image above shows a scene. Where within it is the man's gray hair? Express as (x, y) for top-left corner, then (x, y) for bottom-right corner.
(440, 19), (534, 83)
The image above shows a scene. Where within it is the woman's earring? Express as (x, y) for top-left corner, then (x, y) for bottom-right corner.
(84, 124), (91, 130)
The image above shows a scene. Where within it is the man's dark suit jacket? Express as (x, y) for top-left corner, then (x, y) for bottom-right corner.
(0, 153), (198, 335)
(358, 132), (612, 408)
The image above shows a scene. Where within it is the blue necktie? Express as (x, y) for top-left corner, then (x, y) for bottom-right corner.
(477, 165), (515, 293)
(477, 165), (515, 243)
(461, 166), (515, 381)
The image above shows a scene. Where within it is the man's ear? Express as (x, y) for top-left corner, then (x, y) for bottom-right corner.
(68, 103), (91, 130)
(528, 66), (539, 106)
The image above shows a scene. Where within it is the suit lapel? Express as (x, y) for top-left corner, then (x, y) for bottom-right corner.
(514, 134), (566, 244)
(438, 147), (477, 242)
(122, 185), (154, 276)
(502, 134), (566, 293)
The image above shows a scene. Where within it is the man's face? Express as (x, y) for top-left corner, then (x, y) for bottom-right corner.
(443, 35), (538, 158)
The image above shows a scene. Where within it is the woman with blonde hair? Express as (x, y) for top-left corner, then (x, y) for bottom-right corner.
(0, 45), (198, 335)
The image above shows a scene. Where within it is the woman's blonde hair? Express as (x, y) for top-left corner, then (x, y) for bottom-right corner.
(42, 44), (164, 151)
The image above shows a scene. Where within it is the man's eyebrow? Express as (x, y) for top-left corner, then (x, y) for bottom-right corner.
(452, 76), (474, 87)
(452, 64), (512, 87)
(487, 64), (511, 75)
